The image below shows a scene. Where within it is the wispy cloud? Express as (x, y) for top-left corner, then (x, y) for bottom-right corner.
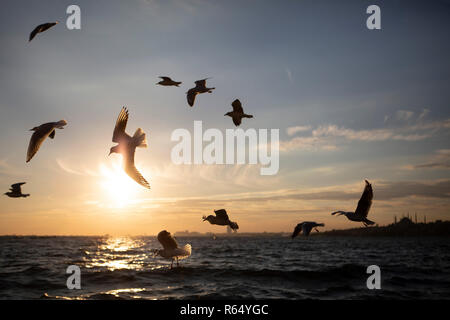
(285, 68), (293, 83)
(409, 149), (450, 170)
(281, 109), (450, 152)
(286, 125), (311, 136)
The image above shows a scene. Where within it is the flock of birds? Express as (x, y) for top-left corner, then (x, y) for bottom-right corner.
(3, 21), (376, 268)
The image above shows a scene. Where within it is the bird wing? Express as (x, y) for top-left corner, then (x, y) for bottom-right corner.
(157, 231), (178, 250)
(29, 25), (42, 42)
(214, 209), (229, 220)
(186, 89), (197, 107)
(291, 223), (303, 238)
(26, 123), (56, 162)
(159, 76), (172, 81)
(123, 147), (150, 189)
(355, 180), (373, 217)
(195, 78), (210, 87)
(302, 223), (314, 236)
(29, 22), (57, 42)
(231, 99), (243, 113)
(11, 183), (25, 193)
(112, 107), (130, 143)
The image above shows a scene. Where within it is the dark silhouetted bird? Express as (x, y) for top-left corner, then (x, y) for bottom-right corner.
(4, 183), (30, 198)
(331, 180), (375, 227)
(291, 221), (324, 238)
(186, 78), (215, 107)
(109, 107), (150, 189)
(26, 120), (67, 163)
(29, 21), (58, 42)
(203, 209), (239, 232)
(225, 99), (253, 126)
(157, 76), (181, 87)
(154, 230), (191, 268)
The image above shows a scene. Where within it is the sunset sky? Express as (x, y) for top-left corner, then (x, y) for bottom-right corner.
(0, 0), (449, 235)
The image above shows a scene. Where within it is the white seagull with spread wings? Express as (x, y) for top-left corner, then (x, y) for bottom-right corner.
(4, 183), (30, 198)
(331, 180), (375, 227)
(26, 120), (67, 163)
(154, 230), (192, 268)
(225, 99), (253, 126)
(291, 221), (324, 238)
(109, 107), (150, 189)
(186, 78), (215, 107)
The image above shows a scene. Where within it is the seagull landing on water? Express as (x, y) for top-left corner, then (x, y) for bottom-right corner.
(186, 78), (215, 107)
(109, 107), (150, 189)
(331, 180), (375, 227)
(291, 221), (324, 238)
(29, 21), (58, 42)
(225, 99), (253, 127)
(153, 230), (191, 268)
(157, 76), (181, 87)
(26, 120), (67, 163)
(4, 183), (30, 198)
(203, 209), (239, 232)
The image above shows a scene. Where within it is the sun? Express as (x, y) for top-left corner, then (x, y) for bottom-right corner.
(98, 159), (143, 208)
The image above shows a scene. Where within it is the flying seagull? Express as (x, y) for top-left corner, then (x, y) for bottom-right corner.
(4, 183), (30, 198)
(26, 120), (67, 163)
(203, 209), (239, 232)
(225, 99), (253, 126)
(331, 180), (375, 227)
(154, 230), (192, 268)
(109, 107), (150, 189)
(157, 76), (181, 87)
(186, 78), (215, 107)
(29, 21), (58, 42)
(291, 221), (324, 238)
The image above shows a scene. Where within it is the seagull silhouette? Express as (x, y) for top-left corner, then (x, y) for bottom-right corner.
(26, 120), (67, 163)
(291, 221), (324, 238)
(225, 99), (253, 126)
(109, 107), (150, 189)
(154, 230), (192, 268)
(29, 21), (58, 42)
(4, 183), (30, 198)
(157, 76), (181, 87)
(186, 78), (215, 107)
(331, 180), (375, 227)
(203, 209), (239, 232)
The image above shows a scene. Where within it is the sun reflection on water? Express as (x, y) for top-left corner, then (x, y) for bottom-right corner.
(84, 237), (150, 271)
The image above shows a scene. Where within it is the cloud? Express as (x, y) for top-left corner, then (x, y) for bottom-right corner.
(157, 178), (450, 206)
(395, 110), (415, 122)
(385, 108), (430, 125)
(412, 149), (450, 169)
(280, 136), (338, 151)
(286, 125), (312, 136)
(56, 158), (99, 177)
(281, 110), (450, 152)
(285, 68), (293, 83)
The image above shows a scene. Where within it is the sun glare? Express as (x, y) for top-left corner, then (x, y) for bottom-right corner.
(99, 159), (144, 208)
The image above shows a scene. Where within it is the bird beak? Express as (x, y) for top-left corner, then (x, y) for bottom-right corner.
(108, 151), (112, 156)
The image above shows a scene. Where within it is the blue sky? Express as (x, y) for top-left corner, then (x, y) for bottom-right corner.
(0, 0), (449, 235)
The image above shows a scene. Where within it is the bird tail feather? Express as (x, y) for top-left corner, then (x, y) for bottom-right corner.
(364, 219), (375, 226)
(316, 223), (324, 227)
(133, 128), (147, 148)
